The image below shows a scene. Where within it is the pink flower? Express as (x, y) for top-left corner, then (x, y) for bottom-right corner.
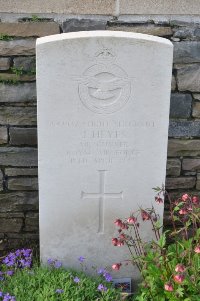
(173, 274), (185, 284)
(112, 263), (121, 270)
(192, 196), (199, 204)
(179, 208), (187, 215)
(127, 217), (137, 224)
(141, 210), (150, 221)
(181, 194), (189, 201)
(114, 219), (123, 227)
(164, 283), (173, 291)
(117, 240), (124, 247)
(119, 233), (126, 240)
(175, 264), (186, 273)
(155, 197), (163, 204)
(194, 245), (200, 253)
(121, 222), (128, 230)
(112, 238), (118, 246)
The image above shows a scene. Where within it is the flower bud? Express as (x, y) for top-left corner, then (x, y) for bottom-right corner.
(175, 264), (185, 273)
(114, 219), (123, 227)
(112, 238), (118, 246)
(173, 274), (185, 283)
(181, 194), (189, 201)
(194, 245), (200, 253)
(112, 263), (121, 270)
(164, 283), (173, 291)
(141, 210), (150, 221)
(127, 217), (137, 224)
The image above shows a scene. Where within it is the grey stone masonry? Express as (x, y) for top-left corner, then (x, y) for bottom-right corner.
(196, 174), (200, 190)
(165, 177), (196, 190)
(0, 218), (23, 233)
(182, 159), (200, 171)
(0, 192), (38, 212)
(168, 139), (200, 157)
(0, 39), (36, 56)
(8, 177), (38, 191)
(0, 147), (37, 167)
(0, 58), (11, 70)
(0, 127), (8, 144)
(0, 169), (3, 191)
(9, 128), (37, 146)
(24, 212), (39, 232)
(177, 64), (200, 92)
(13, 57), (35, 72)
(170, 93), (192, 118)
(193, 102), (200, 118)
(169, 121), (200, 137)
(63, 18), (107, 32)
(166, 159), (181, 176)
(0, 107), (37, 126)
(0, 83), (36, 103)
(5, 168), (38, 177)
(173, 42), (200, 64)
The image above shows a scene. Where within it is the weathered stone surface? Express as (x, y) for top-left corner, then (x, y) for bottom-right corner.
(0, 147), (37, 167)
(0, 22), (60, 37)
(0, 170), (3, 191)
(166, 177), (196, 190)
(196, 173), (200, 190)
(0, 192), (38, 212)
(0, 218), (23, 233)
(24, 212), (39, 232)
(9, 128), (37, 145)
(193, 93), (200, 101)
(168, 139), (200, 157)
(192, 102), (200, 118)
(107, 24), (172, 36)
(170, 93), (192, 118)
(0, 127), (7, 144)
(169, 121), (200, 137)
(182, 159), (200, 171)
(173, 27), (195, 39)
(177, 64), (200, 92)
(0, 212), (24, 218)
(63, 18), (107, 32)
(8, 177), (38, 191)
(13, 56), (35, 72)
(0, 73), (35, 82)
(166, 159), (181, 176)
(0, 83), (36, 103)
(0, 107), (37, 126)
(0, 39), (35, 56)
(5, 168), (38, 176)
(0, 58), (11, 71)
(173, 42), (200, 63)
(171, 75), (176, 91)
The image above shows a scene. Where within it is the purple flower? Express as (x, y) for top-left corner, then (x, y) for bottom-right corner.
(78, 256), (85, 263)
(55, 289), (64, 294)
(97, 268), (105, 275)
(97, 284), (107, 292)
(47, 258), (54, 265)
(74, 276), (80, 283)
(104, 272), (112, 282)
(54, 260), (62, 269)
(6, 271), (14, 276)
(0, 292), (3, 297)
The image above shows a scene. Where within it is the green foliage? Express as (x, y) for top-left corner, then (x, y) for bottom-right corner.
(1, 263), (121, 301)
(0, 34), (13, 41)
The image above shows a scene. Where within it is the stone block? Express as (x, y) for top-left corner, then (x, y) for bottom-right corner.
(170, 93), (192, 118)
(0, 107), (37, 126)
(0, 73), (35, 82)
(9, 128), (37, 145)
(166, 159), (181, 176)
(168, 139), (200, 157)
(13, 56), (35, 72)
(63, 18), (107, 32)
(8, 177), (38, 191)
(0, 83), (36, 103)
(24, 212), (39, 232)
(182, 159), (200, 171)
(5, 168), (38, 176)
(169, 121), (200, 137)
(0, 218), (23, 233)
(193, 93), (200, 101)
(0, 39), (35, 56)
(0, 147), (37, 167)
(192, 102), (200, 118)
(0, 169), (3, 191)
(177, 64), (200, 92)
(107, 24), (172, 36)
(0, 57), (11, 70)
(0, 127), (8, 144)
(0, 192), (38, 212)
(0, 22), (60, 37)
(196, 173), (200, 190)
(171, 75), (176, 91)
(166, 177), (196, 190)
(173, 42), (200, 64)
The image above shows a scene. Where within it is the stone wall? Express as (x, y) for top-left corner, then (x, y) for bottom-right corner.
(0, 15), (200, 253)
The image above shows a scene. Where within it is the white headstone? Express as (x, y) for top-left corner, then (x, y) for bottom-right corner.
(36, 31), (173, 280)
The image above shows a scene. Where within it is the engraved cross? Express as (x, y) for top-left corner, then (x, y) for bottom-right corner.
(81, 170), (123, 234)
